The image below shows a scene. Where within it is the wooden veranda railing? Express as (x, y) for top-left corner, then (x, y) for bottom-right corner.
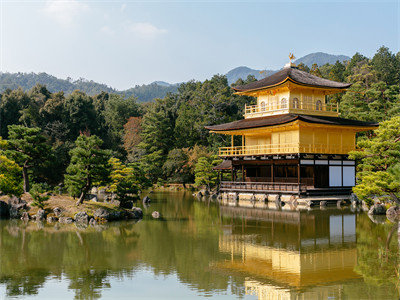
(220, 181), (307, 194)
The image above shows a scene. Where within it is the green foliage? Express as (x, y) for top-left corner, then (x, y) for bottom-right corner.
(2, 125), (51, 193)
(163, 149), (192, 183)
(65, 135), (111, 204)
(29, 184), (50, 209)
(194, 155), (222, 188)
(349, 116), (400, 203)
(107, 157), (150, 204)
(0, 154), (23, 197)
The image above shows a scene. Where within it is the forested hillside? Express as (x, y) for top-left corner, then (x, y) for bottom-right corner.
(0, 72), (178, 103)
(0, 52), (353, 102)
(0, 46), (398, 194)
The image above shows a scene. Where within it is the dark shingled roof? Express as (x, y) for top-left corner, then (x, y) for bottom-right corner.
(213, 160), (232, 170)
(233, 66), (352, 92)
(205, 114), (378, 131)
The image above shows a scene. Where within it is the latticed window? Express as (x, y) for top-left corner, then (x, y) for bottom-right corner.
(292, 98), (299, 109)
(281, 98), (287, 109)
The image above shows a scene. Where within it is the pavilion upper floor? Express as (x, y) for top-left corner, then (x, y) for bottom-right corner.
(232, 64), (351, 119)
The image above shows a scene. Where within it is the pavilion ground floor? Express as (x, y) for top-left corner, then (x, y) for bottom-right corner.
(217, 154), (355, 197)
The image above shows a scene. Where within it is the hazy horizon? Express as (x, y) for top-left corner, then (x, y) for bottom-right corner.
(1, 0), (398, 89)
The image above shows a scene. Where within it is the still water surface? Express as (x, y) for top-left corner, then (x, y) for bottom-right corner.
(0, 192), (399, 299)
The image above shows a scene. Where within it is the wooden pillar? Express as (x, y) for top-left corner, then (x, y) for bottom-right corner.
(231, 135), (234, 147)
(297, 160), (301, 194)
(297, 160), (301, 184)
(271, 162), (274, 183)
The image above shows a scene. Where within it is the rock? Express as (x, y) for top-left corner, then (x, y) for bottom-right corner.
(151, 211), (161, 219)
(53, 207), (62, 217)
(368, 214), (387, 224)
(142, 196), (151, 204)
(6, 197), (27, 219)
(9, 207), (21, 219)
(20, 212), (30, 221)
(350, 193), (360, 205)
(7, 195), (21, 206)
(88, 194), (98, 202)
(35, 209), (46, 221)
(74, 211), (89, 224)
(320, 201), (327, 207)
(131, 207), (143, 219)
(97, 188), (107, 201)
(200, 189), (209, 196)
(89, 218), (97, 226)
(111, 199), (121, 207)
(386, 206), (400, 222)
(47, 216), (58, 223)
(59, 217), (74, 224)
(337, 200), (345, 208)
(94, 208), (111, 220)
(0, 201), (9, 219)
(368, 203), (387, 215)
(109, 211), (122, 221)
(120, 201), (134, 209)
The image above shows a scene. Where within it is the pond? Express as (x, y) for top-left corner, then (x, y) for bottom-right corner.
(0, 191), (398, 299)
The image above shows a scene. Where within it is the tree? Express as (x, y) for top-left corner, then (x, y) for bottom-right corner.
(65, 135), (111, 205)
(0, 154), (23, 197)
(310, 64), (322, 77)
(163, 148), (192, 183)
(194, 155), (221, 189)
(349, 116), (400, 204)
(371, 46), (399, 86)
(2, 125), (50, 193)
(123, 117), (142, 161)
(107, 157), (150, 205)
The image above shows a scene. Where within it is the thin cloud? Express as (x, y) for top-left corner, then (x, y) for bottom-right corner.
(127, 22), (167, 39)
(100, 25), (115, 36)
(42, 0), (89, 27)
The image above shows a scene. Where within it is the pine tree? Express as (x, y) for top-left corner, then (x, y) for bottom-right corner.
(2, 125), (50, 193)
(349, 116), (400, 204)
(65, 135), (111, 205)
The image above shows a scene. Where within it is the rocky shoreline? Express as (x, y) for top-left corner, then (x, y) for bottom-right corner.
(0, 195), (144, 226)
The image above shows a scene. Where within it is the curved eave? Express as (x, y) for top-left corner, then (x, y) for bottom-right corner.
(233, 77), (351, 95)
(206, 118), (379, 135)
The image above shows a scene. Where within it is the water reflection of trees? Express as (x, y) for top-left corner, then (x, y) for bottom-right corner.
(0, 192), (246, 299)
(1, 193), (399, 299)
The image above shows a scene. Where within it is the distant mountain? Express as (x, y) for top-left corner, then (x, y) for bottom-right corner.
(226, 67), (275, 85)
(294, 52), (351, 67)
(0, 72), (117, 95)
(0, 52), (351, 102)
(225, 52), (351, 84)
(0, 72), (178, 103)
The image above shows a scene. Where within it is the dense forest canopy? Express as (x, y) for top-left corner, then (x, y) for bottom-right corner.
(0, 46), (399, 201)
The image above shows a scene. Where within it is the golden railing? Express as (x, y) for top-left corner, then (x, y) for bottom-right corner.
(244, 99), (339, 118)
(219, 143), (355, 156)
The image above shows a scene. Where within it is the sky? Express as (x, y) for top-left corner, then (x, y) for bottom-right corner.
(0, 0), (399, 90)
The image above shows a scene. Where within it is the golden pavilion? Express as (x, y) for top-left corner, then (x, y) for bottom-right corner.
(206, 57), (378, 198)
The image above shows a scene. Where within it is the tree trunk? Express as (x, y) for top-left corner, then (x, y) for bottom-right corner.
(22, 166), (29, 193)
(76, 191), (86, 206)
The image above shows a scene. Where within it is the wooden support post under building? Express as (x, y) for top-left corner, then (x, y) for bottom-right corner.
(297, 160), (301, 194)
(271, 163), (274, 183)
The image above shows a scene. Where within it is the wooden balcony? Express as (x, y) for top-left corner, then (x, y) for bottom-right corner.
(220, 181), (307, 194)
(219, 143), (355, 156)
(244, 99), (339, 119)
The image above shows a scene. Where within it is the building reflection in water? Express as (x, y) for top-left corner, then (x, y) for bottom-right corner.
(217, 200), (359, 299)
